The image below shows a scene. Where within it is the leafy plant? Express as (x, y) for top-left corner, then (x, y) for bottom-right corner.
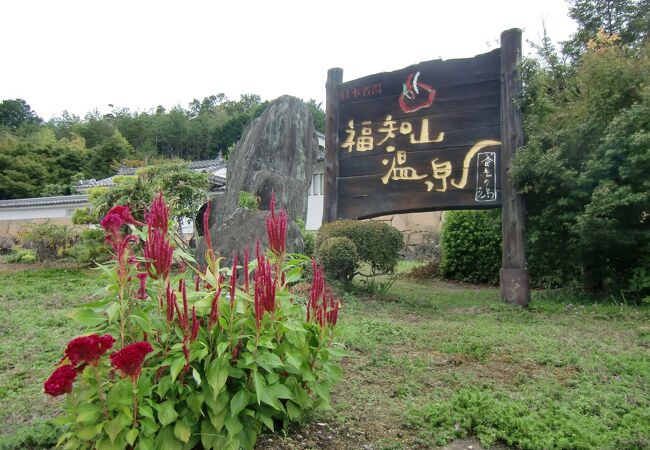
(45, 193), (345, 449)
(5, 247), (37, 263)
(316, 236), (359, 283)
(18, 222), (78, 261)
(316, 220), (403, 280)
(439, 210), (501, 284)
(237, 191), (260, 210)
(68, 228), (111, 265)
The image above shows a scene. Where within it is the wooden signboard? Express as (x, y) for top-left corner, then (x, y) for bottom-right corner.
(324, 29), (530, 306)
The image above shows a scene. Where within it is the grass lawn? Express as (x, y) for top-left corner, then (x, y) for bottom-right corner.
(1, 264), (649, 449)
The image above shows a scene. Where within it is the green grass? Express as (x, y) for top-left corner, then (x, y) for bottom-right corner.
(0, 268), (106, 445)
(1, 265), (649, 449)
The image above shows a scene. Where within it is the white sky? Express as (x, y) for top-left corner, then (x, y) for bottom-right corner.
(0, 0), (577, 120)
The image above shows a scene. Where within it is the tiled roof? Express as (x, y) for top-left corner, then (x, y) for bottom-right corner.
(0, 194), (89, 209)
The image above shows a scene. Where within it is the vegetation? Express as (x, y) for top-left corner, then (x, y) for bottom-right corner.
(2, 264), (649, 449)
(0, 95), (325, 200)
(439, 210), (501, 285)
(18, 222), (78, 261)
(315, 220), (403, 285)
(237, 191), (260, 210)
(512, 0), (650, 297)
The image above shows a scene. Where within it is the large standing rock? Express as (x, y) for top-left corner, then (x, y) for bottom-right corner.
(197, 95), (317, 261)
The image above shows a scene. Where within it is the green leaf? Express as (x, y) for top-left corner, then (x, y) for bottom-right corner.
(200, 420), (227, 449)
(68, 309), (106, 327)
(207, 354), (230, 397)
(173, 420), (192, 443)
(187, 392), (204, 416)
(156, 401), (178, 427)
(106, 302), (120, 323)
(286, 401), (301, 420)
(126, 428), (139, 446)
(136, 436), (155, 450)
(269, 383), (293, 399)
(129, 313), (153, 334)
(230, 390), (250, 417)
(261, 389), (284, 411)
(192, 368), (202, 386)
(75, 404), (101, 423)
(327, 347), (350, 358)
(258, 412), (274, 431)
(170, 356), (186, 382)
(284, 352), (303, 370)
(216, 341), (229, 357)
(76, 424), (99, 440)
(154, 425), (183, 450)
(224, 415), (243, 437)
(256, 351), (284, 372)
(253, 370), (265, 405)
(105, 413), (129, 443)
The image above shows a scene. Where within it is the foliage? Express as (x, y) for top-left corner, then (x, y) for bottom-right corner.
(316, 220), (403, 278)
(5, 247), (37, 263)
(88, 161), (208, 225)
(0, 98), (41, 131)
(513, 24), (650, 294)
(18, 222), (78, 261)
(302, 230), (315, 257)
(237, 191), (260, 210)
(317, 236), (360, 283)
(405, 259), (440, 280)
(439, 210), (501, 284)
(68, 228), (111, 265)
(304, 99), (325, 133)
(45, 195), (344, 449)
(0, 420), (62, 450)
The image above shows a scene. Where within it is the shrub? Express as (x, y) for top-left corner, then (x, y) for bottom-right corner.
(237, 191), (260, 210)
(317, 236), (359, 283)
(68, 228), (111, 265)
(5, 248), (37, 264)
(302, 230), (316, 257)
(18, 222), (78, 261)
(316, 220), (403, 277)
(439, 210), (501, 284)
(0, 420), (62, 450)
(45, 193), (345, 450)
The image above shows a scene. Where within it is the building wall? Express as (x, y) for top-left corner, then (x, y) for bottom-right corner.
(0, 204), (88, 236)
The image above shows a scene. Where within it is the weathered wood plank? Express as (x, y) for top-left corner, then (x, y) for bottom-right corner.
(324, 68), (343, 223)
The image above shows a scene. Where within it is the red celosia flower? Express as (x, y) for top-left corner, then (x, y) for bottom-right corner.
(165, 282), (175, 323)
(254, 257), (276, 330)
(146, 192), (169, 235)
(136, 272), (148, 300)
(100, 205), (144, 234)
(266, 192), (287, 256)
(65, 334), (115, 367)
(144, 228), (173, 280)
(190, 306), (200, 342)
(307, 259), (341, 327)
(110, 341), (153, 380)
(44, 364), (78, 396)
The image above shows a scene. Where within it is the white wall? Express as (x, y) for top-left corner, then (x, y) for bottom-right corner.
(0, 204), (88, 221)
(306, 161), (325, 230)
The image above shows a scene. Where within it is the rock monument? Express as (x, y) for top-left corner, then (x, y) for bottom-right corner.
(197, 95), (318, 261)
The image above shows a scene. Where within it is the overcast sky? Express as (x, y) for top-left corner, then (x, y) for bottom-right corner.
(1, 0), (577, 120)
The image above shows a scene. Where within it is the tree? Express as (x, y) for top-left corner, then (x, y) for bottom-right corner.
(0, 99), (41, 131)
(305, 99), (325, 133)
(87, 130), (136, 179)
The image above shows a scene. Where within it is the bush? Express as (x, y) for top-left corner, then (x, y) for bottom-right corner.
(18, 222), (78, 261)
(317, 236), (359, 283)
(0, 420), (61, 450)
(5, 248), (37, 264)
(316, 220), (403, 277)
(302, 230), (315, 257)
(439, 210), (501, 284)
(237, 191), (260, 210)
(68, 228), (111, 265)
(45, 194), (345, 450)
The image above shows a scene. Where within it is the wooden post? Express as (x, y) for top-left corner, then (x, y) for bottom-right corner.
(500, 29), (530, 306)
(324, 68), (343, 223)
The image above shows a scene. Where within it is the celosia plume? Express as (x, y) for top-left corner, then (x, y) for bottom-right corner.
(266, 192), (287, 256)
(146, 192), (169, 235)
(65, 334), (115, 367)
(44, 364), (78, 396)
(110, 341), (153, 380)
(307, 259), (341, 327)
(190, 306), (199, 342)
(143, 228), (173, 280)
(254, 257), (276, 330)
(208, 275), (225, 330)
(203, 200), (215, 262)
(165, 282), (175, 323)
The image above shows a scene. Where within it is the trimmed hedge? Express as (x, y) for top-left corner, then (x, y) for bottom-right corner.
(439, 210), (501, 284)
(317, 236), (359, 282)
(316, 220), (403, 282)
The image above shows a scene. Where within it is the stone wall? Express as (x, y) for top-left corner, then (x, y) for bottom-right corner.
(372, 211), (444, 260)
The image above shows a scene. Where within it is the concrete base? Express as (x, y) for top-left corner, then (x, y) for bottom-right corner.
(500, 268), (530, 306)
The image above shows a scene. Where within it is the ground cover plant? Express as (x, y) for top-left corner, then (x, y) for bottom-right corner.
(2, 260), (649, 449)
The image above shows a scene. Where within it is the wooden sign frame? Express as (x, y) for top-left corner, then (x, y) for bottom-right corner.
(324, 28), (530, 306)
